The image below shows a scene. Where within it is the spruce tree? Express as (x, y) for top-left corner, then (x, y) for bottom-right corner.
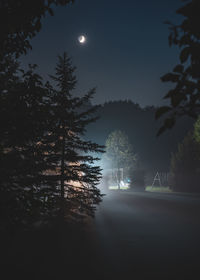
(44, 52), (104, 220)
(0, 60), (51, 228)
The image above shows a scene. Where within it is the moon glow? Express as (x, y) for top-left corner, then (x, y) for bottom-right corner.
(78, 35), (86, 44)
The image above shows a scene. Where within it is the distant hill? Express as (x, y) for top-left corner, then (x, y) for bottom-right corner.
(85, 100), (194, 172)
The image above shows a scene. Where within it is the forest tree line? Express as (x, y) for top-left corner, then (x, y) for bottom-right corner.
(86, 100), (194, 172)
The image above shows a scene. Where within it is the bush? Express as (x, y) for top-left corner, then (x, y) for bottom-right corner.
(170, 132), (200, 192)
(130, 169), (145, 189)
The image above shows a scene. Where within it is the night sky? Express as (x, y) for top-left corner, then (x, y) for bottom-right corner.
(21, 0), (182, 107)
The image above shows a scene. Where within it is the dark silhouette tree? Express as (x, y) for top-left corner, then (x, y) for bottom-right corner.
(194, 116), (200, 143)
(0, 60), (51, 229)
(170, 130), (200, 192)
(156, 0), (200, 135)
(45, 52), (104, 219)
(0, 0), (74, 58)
(0, 52), (104, 228)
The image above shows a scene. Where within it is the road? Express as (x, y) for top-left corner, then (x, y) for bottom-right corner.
(2, 190), (200, 280)
(92, 190), (200, 279)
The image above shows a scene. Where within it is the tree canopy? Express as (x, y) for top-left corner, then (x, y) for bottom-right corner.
(105, 130), (136, 170)
(46, 52), (104, 219)
(0, 52), (104, 229)
(0, 61), (52, 228)
(0, 0), (74, 58)
(170, 130), (200, 192)
(194, 116), (200, 143)
(156, 0), (200, 135)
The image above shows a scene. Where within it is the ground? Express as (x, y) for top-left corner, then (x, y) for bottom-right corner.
(93, 190), (200, 279)
(1, 190), (200, 280)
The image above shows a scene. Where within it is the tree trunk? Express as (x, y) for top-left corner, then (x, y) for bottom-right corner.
(117, 162), (120, 190)
(60, 133), (65, 219)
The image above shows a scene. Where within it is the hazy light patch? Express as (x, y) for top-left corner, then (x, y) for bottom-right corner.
(109, 182), (130, 190)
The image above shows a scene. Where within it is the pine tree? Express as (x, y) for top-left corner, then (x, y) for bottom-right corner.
(44, 52), (104, 220)
(0, 60), (51, 229)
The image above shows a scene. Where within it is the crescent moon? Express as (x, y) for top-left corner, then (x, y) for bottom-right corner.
(78, 35), (86, 44)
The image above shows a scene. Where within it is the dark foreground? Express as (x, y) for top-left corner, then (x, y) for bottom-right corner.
(94, 190), (200, 279)
(1, 190), (200, 280)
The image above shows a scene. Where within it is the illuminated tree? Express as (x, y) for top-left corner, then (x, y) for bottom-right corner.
(105, 130), (136, 188)
(156, 0), (200, 135)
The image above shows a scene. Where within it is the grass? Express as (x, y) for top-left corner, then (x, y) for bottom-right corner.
(145, 186), (172, 193)
(109, 185), (130, 190)
(109, 185), (172, 192)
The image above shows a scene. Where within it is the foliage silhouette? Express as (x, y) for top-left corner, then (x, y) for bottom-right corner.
(0, 53), (104, 229)
(0, 0), (74, 58)
(45, 52), (104, 219)
(0, 60), (52, 229)
(156, 0), (200, 135)
(170, 130), (200, 192)
(194, 116), (200, 143)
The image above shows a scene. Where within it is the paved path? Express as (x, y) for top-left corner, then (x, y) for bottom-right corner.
(2, 190), (200, 280)
(93, 191), (200, 279)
